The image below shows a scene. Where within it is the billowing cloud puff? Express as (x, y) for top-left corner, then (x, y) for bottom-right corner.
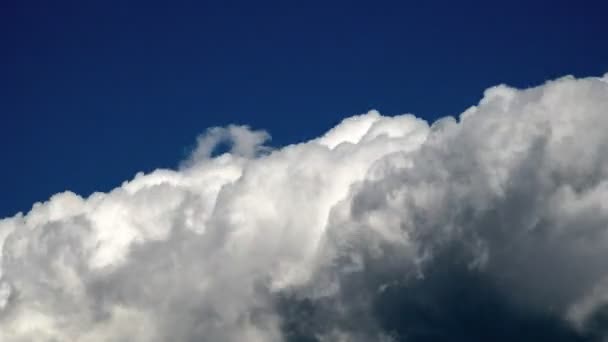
(1, 74), (608, 341)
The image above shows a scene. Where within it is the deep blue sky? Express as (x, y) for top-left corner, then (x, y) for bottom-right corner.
(1, 0), (607, 217)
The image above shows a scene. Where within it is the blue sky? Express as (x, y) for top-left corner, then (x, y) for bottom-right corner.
(1, 0), (607, 217)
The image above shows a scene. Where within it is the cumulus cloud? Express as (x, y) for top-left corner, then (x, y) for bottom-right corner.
(1, 74), (608, 341)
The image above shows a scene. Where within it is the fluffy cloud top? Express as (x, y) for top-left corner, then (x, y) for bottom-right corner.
(1, 74), (608, 341)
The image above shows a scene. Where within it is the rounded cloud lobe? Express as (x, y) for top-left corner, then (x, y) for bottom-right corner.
(1, 74), (608, 341)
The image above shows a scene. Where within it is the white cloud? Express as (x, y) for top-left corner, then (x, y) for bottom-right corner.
(1, 74), (608, 341)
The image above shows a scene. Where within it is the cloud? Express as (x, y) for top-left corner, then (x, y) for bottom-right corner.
(183, 124), (272, 166)
(1, 74), (608, 341)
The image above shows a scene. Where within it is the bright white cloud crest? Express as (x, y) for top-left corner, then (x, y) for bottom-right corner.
(1, 74), (608, 341)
